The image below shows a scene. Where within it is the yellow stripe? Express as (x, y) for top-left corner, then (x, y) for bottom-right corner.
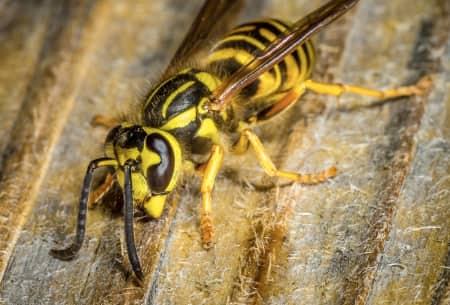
(116, 170), (150, 202)
(208, 48), (254, 65)
(220, 34), (267, 50)
(272, 64), (282, 94)
(282, 53), (300, 89)
(266, 19), (289, 33)
(97, 159), (118, 167)
(141, 148), (162, 177)
(145, 78), (172, 109)
(145, 68), (195, 109)
(197, 97), (209, 115)
(161, 81), (195, 118)
(229, 25), (256, 34)
(297, 45), (308, 81)
(195, 72), (219, 92)
(259, 28), (278, 41)
(117, 147), (141, 166)
(195, 118), (219, 144)
(179, 68), (192, 74)
(160, 107), (196, 130)
(208, 48), (280, 99)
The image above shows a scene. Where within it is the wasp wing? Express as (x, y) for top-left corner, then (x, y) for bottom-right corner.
(164, 0), (244, 75)
(207, 0), (360, 110)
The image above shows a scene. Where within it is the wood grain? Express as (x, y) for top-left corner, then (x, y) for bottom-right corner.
(0, 1), (448, 304)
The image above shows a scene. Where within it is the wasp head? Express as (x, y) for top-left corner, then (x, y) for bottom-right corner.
(104, 124), (182, 218)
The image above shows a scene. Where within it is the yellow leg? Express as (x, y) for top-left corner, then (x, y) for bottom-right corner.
(91, 114), (119, 128)
(88, 172), (116, 208)
(243, 129), (337, 184)
(304, 75), (432, 99)
(231, 132), (250, 154)
(257, 85), (306, 121)
(199, 144), (224, 249)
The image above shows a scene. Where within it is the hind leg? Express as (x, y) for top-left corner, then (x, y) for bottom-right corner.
(241, 129), (337, 184)
(303, 75), (432, 100)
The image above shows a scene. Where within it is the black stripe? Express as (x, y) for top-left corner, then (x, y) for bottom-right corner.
(268, 18), (291, 30)
(209, 58), (260, 98)
(208, 57), (243, 78)
(278, 58), (288, 85)
(241, 78), (260, 99)
(170, 119), (201, 147)
(291, 48), (302, 72)
(243, 20), (287, 46)
(301, 43), (310, 72)
(240, 19), (287, 37)
(215, 39), (263, 57)
(144, 70), (200, 125)
(166, 80), (210, 118)
(306, 41), (315, 68)
(145, 73), (195, 108)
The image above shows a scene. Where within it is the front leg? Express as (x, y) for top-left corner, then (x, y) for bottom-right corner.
(199, 144), (224, 249)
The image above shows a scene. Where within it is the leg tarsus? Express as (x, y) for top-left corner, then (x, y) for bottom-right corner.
(412, 75), (433, 96)
(304, 75), (433, 100)
(200, 212), (214, 249)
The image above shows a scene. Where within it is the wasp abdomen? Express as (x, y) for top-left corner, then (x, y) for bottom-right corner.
(207, 18), (315, 101)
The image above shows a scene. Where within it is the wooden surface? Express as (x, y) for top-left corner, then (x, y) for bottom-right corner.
(0, 1), (449, 304)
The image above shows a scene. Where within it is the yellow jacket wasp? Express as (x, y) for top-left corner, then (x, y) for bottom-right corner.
(51, 0), (430, 281)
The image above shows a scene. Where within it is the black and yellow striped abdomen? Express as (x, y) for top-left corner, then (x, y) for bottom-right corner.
(207, 18), (315, 120)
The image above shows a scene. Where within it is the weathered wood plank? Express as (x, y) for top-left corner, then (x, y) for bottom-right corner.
(251, 1), (450, 305)
(0, 1), (448, 305)
(0, 0), (112, 291)
(1, 1), (206, 304)
(256, 1), (450, 305)
(0, 1), (51, 164)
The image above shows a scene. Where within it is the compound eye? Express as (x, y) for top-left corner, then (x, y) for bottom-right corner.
(145, 133), (174, 193)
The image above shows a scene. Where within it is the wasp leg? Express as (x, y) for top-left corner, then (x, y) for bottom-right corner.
(243, 129), (337, 184)
(304, 75), (432, 100)
(257, 85), (307, 121)
(91, 114), (119, 128)
(231, 132), (250, 154)
(88, 172), (116, 208)
(199, 144), (224, 249)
